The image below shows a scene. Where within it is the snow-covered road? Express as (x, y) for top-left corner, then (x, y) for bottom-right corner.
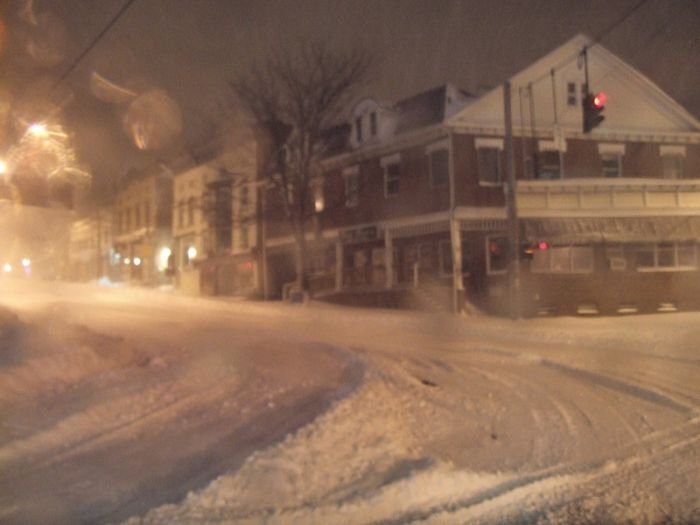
(1, 279), (698, 524)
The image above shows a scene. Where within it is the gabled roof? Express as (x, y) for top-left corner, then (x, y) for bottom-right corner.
(447, 34), (700, 140)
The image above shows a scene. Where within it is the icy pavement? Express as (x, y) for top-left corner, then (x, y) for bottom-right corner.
(0, 279), (699, 524)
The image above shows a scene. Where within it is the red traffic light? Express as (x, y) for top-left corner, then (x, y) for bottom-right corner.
(537, 241), (550, 251)
(592, 92), (607, 109)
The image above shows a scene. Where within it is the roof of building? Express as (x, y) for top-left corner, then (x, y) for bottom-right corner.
(393, 84), (472, 134)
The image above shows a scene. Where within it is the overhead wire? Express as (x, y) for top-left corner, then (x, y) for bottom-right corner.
(514, 0), (651, 92)
(53, 0), (138, 88)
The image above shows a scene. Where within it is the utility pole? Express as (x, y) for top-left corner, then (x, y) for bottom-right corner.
(503, 81), (520, 319)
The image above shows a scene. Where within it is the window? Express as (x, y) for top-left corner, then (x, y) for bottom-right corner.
(369, 112), (377, 136)
(566, 82), (577, 106)
(486, 236), (508, 274)
(599, 144), (624, 178)
(355, 117), (362, 142)
(144, 201), (150, 228)
(602, 154), (622, 178)
(240, 185), (249, 214)
(239, 225), (249, 250)
(429, 149), (449, 188)
(531, 245), (594, 273)
(178, 200), (184, 228)
(344, 170), (359, 207)
(566, 82), (586, 107)
(662, 155), (684, 179)
(634, 242), (697, 271)
(187, 197), (195, 226)
(477, 148), (501, 185)
(134, 205), (141, 228)
(384, 162), (400, 197)
(660, 145), (685, 179)
(537, 150), (561, 180)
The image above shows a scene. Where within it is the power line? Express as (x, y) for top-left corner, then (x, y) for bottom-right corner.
(517, 0), (651, 91)
(54, 0), (138, 87)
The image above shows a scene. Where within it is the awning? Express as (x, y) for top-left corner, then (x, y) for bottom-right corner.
(522, 216), (700, 243)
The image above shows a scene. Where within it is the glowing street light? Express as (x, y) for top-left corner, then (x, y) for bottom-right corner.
(2, 263), (12, 273)
(27, 123), (50, 138)
(157, 246), (172, 271)
(21, 258), (31, 268)
(133, 256), (142, 266)
(187, 246), (197, 260)
(0, 159), (7, 175)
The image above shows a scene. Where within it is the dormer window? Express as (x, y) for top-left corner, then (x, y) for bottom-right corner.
(355, 117), (363, 142)
(370, 112), (377, 136)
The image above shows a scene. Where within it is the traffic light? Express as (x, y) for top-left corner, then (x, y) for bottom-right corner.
(583, 91), (606, 133)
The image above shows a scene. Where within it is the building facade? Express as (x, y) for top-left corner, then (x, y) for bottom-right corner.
(262, 34), (700, 316)
(111, 166), (173, 286)
(171, 131), (262, 297)
(67, 210), (112, 282)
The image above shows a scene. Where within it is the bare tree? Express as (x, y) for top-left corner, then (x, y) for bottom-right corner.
(231, 41), (372, 294)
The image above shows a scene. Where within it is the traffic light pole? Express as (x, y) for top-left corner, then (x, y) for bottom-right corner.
(503, 81), (520, 319)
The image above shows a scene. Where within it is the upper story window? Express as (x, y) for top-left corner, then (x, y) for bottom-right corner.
(343, 167), (359, 208)
(566, 82), (586, 107)
(660, 145), (686, 179)
(369, 112), (377, 136)
(475, 137), (503, 186)
(187, 197), (195, 226)
(427, 139), (449, 188)
(355, 117), (363, 142)
(536, 141), (564, 180)
(381, 154), (401, 197)
(144, 201), (150, 228)
(598, 143), (625, 178)
(178, 200), (185, 228)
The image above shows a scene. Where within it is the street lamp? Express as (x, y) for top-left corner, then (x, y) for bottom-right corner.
(27, 123), (49, 138)
(0, 159), (7, 175)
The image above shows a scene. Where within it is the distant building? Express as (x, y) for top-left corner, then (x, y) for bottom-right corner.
(68, 210), (112, 282)
(111, 165), (173, 285)
(262, 34), (700, 316)
(171, 129), (261, 297)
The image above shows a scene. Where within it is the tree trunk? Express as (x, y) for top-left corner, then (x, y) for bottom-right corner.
(293, 221), (308, 294)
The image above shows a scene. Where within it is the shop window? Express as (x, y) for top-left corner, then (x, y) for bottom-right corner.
(355, 117), (362, 142)
(429, 149), (449, 188)
(531, 245), (593, 273)
(635, 242), (697, 271)
(486, 236), (508, 274)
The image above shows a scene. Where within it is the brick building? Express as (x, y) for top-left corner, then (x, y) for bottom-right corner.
(262, 34), (700, 316)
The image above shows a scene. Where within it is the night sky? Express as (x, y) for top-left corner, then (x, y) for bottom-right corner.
(2, 0), (699, 199)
